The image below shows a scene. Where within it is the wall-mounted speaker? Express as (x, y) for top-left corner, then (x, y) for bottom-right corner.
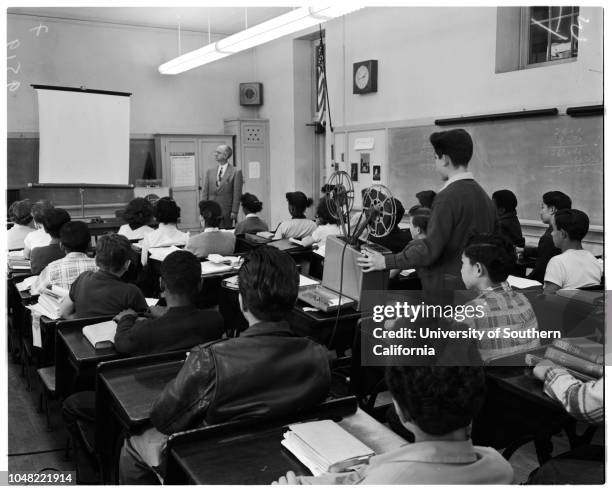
(239, 82), (263, 106)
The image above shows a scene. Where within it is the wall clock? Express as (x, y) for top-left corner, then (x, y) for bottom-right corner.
(353, 60), (378, 94)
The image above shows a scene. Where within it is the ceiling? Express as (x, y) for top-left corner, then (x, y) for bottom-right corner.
(7, 7), (295, 35)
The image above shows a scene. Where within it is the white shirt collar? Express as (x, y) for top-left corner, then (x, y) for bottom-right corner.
(245, 213), (258, 218)
(204, 227), (220, 232)
(218, 162), (229, 174)
(440, 171), (474, 191)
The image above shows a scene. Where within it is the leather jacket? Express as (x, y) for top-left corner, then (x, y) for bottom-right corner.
(150, 320), (330, 435)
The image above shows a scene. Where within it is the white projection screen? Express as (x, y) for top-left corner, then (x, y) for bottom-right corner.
(36, 87), (130, 185)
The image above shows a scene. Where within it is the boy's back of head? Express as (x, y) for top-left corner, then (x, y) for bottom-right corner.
(416, 190), (436, 209)
(410, 207), (431, 233)
(492, 189), (518, 213)
(42, 208), (71, 238)
(238, 246), (298, 322)
(9, 199), (33, 225)
(160, 250), (201, 301)
(123, 197), (154, 229)
(60, 221), (91, 253)
(385, 365), (486, 436)
(463, 232), (516, 283)
(554, 209), (590, 242)
(31, 200), (54, 224)
(429, 129), (473, 167)
(542, 191), (572, 211)
(95, 233), (132, 273)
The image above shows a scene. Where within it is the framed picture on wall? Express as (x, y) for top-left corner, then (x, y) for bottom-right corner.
(351, 162), (358, 181)
(372, 165), (381, 181)
(360, 153), (370, 173)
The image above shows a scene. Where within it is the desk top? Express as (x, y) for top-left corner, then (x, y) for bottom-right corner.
(59, 325), (118, 364)
(292, 300), (361, 323)
(170, 408), (406, 485)
(100, 359), (184, 427)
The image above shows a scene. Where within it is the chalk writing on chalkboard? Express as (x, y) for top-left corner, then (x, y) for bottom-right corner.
(7, 23), (48, 93)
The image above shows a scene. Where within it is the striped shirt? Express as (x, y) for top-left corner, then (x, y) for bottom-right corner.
(466, 281), (540, 362)
(31, 252), (98, 294)
(543, 367), (603, 424)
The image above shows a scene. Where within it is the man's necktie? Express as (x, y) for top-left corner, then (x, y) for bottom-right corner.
(216, 166), (223, 187)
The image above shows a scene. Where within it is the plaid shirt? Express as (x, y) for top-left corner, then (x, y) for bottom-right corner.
(31, 252), (98, 294)
(466, 281), (539, 361)
(543, 367), (603, 424)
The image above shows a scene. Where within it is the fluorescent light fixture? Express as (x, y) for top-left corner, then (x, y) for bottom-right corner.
(159, 5), (363, 74)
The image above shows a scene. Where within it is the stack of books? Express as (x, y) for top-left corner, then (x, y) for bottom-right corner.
(525, 337), (603, 381)
(281, 419), (374, 476)
(27, 286), (69, 320)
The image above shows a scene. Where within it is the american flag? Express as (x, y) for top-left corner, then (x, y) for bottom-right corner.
(316, 42), (326, 126)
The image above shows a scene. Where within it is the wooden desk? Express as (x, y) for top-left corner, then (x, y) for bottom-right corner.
(288, 301), (361, 354)
(166, 407), (406, 485)
(86, 219), (125, 239)
(55, 319), (118, 399)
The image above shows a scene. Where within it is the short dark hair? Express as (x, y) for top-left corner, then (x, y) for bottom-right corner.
(123, 198), (154, 229)
(161, 250), (201, 300)
(60, 221), (91, 252)
(42, 208), (71, 238)
(95, 233), (132, 272)
(492, 189), (518, 212)
(415, 190), (436, 209)
(199, 200), (223, 228)
(542, 191), (572, 211)
(430, 129), (473, 167)
(31, 200), (53, 224)
(315, 197), (339, 226)
(410, 207), (431, 233)
(385, 366), (486, 436)
(9, 199), (33, 225)
(407, 205), (422, 217)
(463, 232), (516, 283)
(238, 246), (298, 322)
(154, 197), (180, 224)
(554, 209), (590, 242)
(240, 193), (263, 214)
(285, 191), (313, 217)
(392, 198), (405, 227)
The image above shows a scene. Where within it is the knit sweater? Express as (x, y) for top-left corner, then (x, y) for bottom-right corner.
(385, 178), (497, 290)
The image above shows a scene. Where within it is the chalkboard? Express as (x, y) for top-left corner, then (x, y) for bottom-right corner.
(388, 114), (603, 226)
(7, 137), (156, 205)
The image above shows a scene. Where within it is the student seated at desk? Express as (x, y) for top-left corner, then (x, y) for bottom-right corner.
(543, 209), (603, 293)
(527, 360), (604, 484)
(524, 191), (572, 283)
(7, 199), (35, 250)
(367, 199), (412, 254)
(274, 191), (316, 240)
(117, 197), (155, 241)
(299, 197), (341, 254)
(234, 192), (269, 235)
(492, 189), (525, 248)
(415, 189), (436, 209)
(62, 250), (224, 483)
(185, 200), (235, 258)
(119, 246), (330, 484)
(461, 233), (539, 361)
(60, 233), (148, 319)
(23, 200), (53, 259)
(140, 197), (189, 266)
(30, 208), (71, 275)
(273, 366), (513, 485)
(31, 221), (97, 294)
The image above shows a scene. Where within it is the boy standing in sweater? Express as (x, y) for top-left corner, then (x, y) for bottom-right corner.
(358, 129), (496, 290)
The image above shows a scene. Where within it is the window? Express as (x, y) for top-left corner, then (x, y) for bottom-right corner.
(495, 6), (583, 74)
(525, 7), (580, 66)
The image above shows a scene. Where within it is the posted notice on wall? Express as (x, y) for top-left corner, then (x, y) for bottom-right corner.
(249, 161), (261, 179)
(171, 154), (196, 187)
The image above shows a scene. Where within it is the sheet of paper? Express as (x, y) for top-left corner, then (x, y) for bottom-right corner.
(145, 298), (159, 307)
(354, 137), (375, 150)
(299, 274), (321, 287)
(16, 275), (37, 292)
(201, 261), (234, 275)
(248, 161), (260, 179)
(170, 154), (196, 187)
(506, 275), (542, 289)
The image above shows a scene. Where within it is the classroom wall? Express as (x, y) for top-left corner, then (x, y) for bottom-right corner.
(7, 14), (259, 134)
(325, 7), (603, 126)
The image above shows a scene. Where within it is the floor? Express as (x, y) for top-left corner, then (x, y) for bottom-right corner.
(6, 350), (603, 484)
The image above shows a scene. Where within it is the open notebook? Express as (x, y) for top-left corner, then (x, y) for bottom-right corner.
(281, 420), (374, 476)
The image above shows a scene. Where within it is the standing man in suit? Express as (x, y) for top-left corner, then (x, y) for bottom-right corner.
(203, 145), (243, 229)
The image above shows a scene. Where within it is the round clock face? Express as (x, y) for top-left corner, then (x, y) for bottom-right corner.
(355, 65), (370, 90)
